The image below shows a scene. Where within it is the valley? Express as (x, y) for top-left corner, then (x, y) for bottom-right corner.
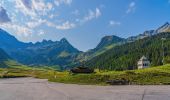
(1, 59), (170, 85)
(1, 1), (170, 100)
(0, 23), (170, 86)
(0, 23), (170, 100)
(1, 22), (170, 71)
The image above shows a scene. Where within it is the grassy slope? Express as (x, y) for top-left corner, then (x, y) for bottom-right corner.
(0, 60), (49, 78)
(76, 43), (118, 63)
(34, 64), (170, 85)
(1, 61), (170, 85)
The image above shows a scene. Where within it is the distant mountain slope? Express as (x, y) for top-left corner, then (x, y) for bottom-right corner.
(0, 28), (31, 50)
(127, 22), (170, 42)
(0, 48), (10, 61)
(156, 22), (170, 33)
(94, 35), (125, 52)
(77, 22), (170, 64)
(75, 35), (125, 62)
(1, 22), (170, 69)
(0, 48), (11, 68)
(0, 28), (80, 67)
(11, 38), (80, 66)
(85, 32), (170, 70)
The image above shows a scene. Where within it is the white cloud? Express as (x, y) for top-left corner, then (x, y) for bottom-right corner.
(27, 21), (38, 28)
(27, 20), (42, 28)
(0, 0), (77, 41)
(1, 0), (105, 38)
(56, 21), (75, 30)
(15, 0), (36, 17)
(96, 8), (101, 17)
(0, 1), (5, 6)
(73, 7), (102, 25)
(38, 30), (45, 36)
(0, 23), (33, 37)
(26, 18), (49, 29)
(126, 2), (136, 14)
(26, 17), (75, 30)
(45, 20), (56, 27)
(32, 0), (53, 16)
(54, 0), (72, 6)
(109, 20), (121, 26)
(83, 8), (101, 22)
(40, 19), (76, 30)
(14, 0), (53, 17)
(18, 26), (32, 37)
(0, 6), (11, 23)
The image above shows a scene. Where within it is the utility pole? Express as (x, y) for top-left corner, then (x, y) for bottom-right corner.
(162, 38), (166, 65)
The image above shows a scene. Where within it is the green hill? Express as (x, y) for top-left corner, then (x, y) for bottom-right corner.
(0, 28), (80, 68)
(75, 35), (125, 63)
(85, 32), (170, 70)
(1, 59), (170, 85)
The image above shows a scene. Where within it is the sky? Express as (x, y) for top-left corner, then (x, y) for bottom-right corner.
(0, 0), (170, 51)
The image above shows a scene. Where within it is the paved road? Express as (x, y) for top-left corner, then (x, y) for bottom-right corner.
(0, 78), (170, 100)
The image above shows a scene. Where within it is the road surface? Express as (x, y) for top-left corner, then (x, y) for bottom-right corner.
(0, 78), (170, 100)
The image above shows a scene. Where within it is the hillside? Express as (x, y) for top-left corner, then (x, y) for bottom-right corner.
(0, 28), (31, 51)
(85, 32), (170, 70)
(0, 48), (11, 68)
(1, 62), (170, 85)
(76, 35), (125, 62)
(1, 22), (170, 69)
(0, 48), (10, 61)
(94, 35), (125, 52)
(11, 38), (80, 67)
(0, 28), (80, 68)
(76, 22), (170, 65)
(0, 28), (125, 68)
(126, 22), (170, 42)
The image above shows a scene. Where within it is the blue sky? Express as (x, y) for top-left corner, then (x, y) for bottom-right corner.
(0, 0), (170, 51)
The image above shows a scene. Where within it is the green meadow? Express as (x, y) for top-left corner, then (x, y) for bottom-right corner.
(1, 60), (170, 85)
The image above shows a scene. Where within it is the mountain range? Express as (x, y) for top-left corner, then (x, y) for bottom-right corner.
(0, 29), (80, 68)
(127, 22), (170, 42)
(85, 32), (170, 70)
(85, 22), (170, 70)
(81, 22), (170, 62)
(0, 22), (170, 70)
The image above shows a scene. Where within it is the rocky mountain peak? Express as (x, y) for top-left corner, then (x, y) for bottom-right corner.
(156, 22), (170, 33)
(60, 38), (68, 42)
(95, 35), (125, 51)
(60, 38), (70, 44)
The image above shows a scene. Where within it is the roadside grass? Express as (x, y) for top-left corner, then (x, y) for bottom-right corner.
(46, 64), (170, 85)
(1, 61), (170, 85)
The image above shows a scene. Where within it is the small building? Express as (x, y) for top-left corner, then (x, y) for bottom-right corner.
(137, 56), (150, 69)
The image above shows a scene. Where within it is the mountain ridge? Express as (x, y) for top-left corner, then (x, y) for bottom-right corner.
(85, 32), (170, 70)
(0, 28), (80, 67)
(127, 22), (170, 42)
(1, 22), (170, 69)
